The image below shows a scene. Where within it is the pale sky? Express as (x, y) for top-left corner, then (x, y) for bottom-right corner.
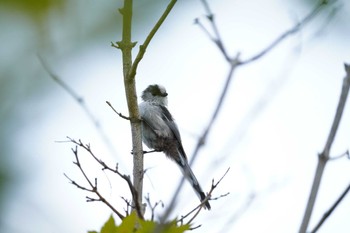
(1, 0), (349, 233)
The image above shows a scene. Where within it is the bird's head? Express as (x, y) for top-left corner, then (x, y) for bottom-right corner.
(141, 84), (168, 106)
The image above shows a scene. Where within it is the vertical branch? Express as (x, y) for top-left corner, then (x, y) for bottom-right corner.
(298, 63), (350, 233)
(116, 0), (144, 216)
(114, 0), (178, 217)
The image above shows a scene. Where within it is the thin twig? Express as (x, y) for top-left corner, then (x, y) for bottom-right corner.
(145, 193), (164, 221)
(177, 168), (230, 225)
(38, 54), (84, 104)
(186, 168), (230, 225)
(67, 137), (144, 220)
(121, 196), (133, 216)
(329, 150), (350, 160)
(310, 183), (350, 233)
(163, 0), (325, 222)
(158, 168), (229, 233)
(197, 0), (230, 61)
(298, 63), (350, 233)
(64, 147), (125, 220)
(189, 56), (239, 165)
(106, 101), (131, 120)
(128, 0), (178, 79)
(37, 54), (122, 164)
(190, 0), (326, 165)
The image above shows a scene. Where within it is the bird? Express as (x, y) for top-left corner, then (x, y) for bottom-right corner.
(138, 84), (211, 210)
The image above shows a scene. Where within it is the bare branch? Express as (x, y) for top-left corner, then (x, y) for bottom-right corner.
(189, 57), (239, 166)
(38, 54), (84, 105)
(64, 147), (125, 220)
(329, 150), (350, 161)
(106, 101), (131, 121)
(191, 0), (326, 167)
(121, 196), (133, 216)
(192, 0), (329, 168)
(298, 63), (350, 233)
(64, 173), (92, 192)
(189, 224), (202, 231)
(37, 54), (121, 162)
(186, 168), (230, 225)
(197, 0), (230, 61)
(176, 168), (230, 225)
(310, 183), (350, 233)
(67, 137), (144, 219)
(239, 0), (330, 65)
(145, 193), (164, 221)
(128, 0), (178, 79)
(190, 0), (330, 171)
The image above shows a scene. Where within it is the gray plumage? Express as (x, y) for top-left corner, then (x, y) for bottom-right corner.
(139, 84), (211, 210)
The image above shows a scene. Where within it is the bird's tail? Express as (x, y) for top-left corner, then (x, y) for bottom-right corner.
(175, 154), (211, 210)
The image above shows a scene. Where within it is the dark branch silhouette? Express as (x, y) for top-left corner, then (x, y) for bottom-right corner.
(67, 137), (144, 219)
(310, 183), (350, 233)
(64, 146), (125, 220)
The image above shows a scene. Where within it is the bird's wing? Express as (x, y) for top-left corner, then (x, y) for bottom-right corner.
(139, 102), (171, 137)
(158, 105), (189, 158)
(158, 105), (181, 141)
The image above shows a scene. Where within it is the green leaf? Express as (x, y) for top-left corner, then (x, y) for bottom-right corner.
(137, 219), (156, 233)
(100, 215), (117, 233)
(138, 219), (190, 233)
(89, 213), (190, 233)
(116, 212), (138, 232)
(161, 220), (190, 233)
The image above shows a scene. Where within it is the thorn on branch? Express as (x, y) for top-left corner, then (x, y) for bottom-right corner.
(111, 42), (120, 49)
(114, 41), (137, 51)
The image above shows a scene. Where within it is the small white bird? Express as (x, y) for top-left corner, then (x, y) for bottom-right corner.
(139, 84), (211, 210)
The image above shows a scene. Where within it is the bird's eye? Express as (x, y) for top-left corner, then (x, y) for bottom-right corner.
(151, 90), (162, 96)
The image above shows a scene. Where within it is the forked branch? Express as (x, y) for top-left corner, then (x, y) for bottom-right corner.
(64, 145), (125, 220)
(67, 137), (144, 219)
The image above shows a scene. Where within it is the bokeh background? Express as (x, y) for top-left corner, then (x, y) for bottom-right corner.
(0, 0), (349, 232)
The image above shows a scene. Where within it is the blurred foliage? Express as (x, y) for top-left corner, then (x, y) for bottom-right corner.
(88, 213), (190, 233)
(0, 0), (66, 21)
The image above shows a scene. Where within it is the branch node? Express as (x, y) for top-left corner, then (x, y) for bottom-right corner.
(111, 42), (120, 49)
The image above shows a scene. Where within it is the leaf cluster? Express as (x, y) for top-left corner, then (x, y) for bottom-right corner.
(89, 212), (190, 233)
